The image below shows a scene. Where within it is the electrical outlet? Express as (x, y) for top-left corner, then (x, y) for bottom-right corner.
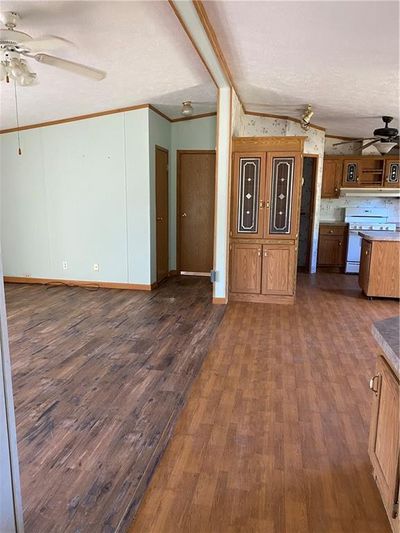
(93, 263), (99, 272)
(62, 261), (68, 270)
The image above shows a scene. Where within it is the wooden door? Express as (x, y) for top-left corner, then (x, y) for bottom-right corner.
(369, 356), (399, 522)
(264, 152), (301, 240)
(156, 147), (169, 283)
(358, 239), (372, 292)
(261, 244), (295, 295)
(321, 158), (342, 198)
(342, 160), (360, 186)
(384, 159), (400, 188)
(230, 243), (261, 294)
(231, 152), (266, 239)
(317, 235), (346, 267)
(178, 151), (215, 273)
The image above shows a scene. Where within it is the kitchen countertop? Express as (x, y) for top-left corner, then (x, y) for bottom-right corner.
(372, 316), (400, 379)
(358, 231), (400, 242)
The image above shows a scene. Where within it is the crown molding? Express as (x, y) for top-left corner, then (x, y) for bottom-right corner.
(0, 104), (217, 134)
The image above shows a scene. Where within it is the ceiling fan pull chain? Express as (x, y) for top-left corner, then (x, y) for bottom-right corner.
(13, 79), (22, 155)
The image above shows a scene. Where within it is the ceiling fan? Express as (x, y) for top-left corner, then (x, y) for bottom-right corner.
(333, 116), (399, 154)
(0, 11), (106, 84)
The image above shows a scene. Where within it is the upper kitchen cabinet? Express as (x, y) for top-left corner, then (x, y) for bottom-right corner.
(342, 157), (386, 187)
(322, 158), (342, 198)
(384, 159), (400, 188)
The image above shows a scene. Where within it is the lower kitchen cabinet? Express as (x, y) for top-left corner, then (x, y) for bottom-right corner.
(230, 242), (296, 303)
(317, 224), (348, 270)
(359, 237), (400, 298)
(369, 355), (399, 531)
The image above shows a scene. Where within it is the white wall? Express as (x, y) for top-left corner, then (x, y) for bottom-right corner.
(170, 116), (217, 269)
(1, 108), (153, 285)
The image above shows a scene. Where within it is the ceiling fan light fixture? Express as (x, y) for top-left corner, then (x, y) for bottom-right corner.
(301, 104), (314, 131)
(374, 141), (397, 154)
(181, 101), (193, 116)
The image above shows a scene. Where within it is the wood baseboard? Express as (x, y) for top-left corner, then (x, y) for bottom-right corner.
(168, 270), (178, 277)
(229, 292), (295, 305)
(212, 296), (228, 305)
(3, 276), (154, 291)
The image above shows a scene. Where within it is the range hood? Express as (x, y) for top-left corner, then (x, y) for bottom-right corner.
(340, 188), (400, 198)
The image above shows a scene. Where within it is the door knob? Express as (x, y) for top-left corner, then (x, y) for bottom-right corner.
(181, 212), (187, 217)
(156, 217), (163, 222)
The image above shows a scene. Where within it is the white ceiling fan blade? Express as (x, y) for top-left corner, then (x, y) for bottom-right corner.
(18, 35), (72, 52)
(34, 53), (106, 80)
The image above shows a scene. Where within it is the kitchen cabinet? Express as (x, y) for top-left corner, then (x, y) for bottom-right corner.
(369, 355), (399, 531)
(358, 235), (400, 298)
(342, 158), (386, 188)
(321, 158), (342, 198)
(229, 136), (303, 304)
(317, 224), (348, 270)
(384, 159), (400, 188)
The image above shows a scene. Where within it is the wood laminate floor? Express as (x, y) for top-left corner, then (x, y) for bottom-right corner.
(6, 277), (224, 532)
(131, 273), (398, 533)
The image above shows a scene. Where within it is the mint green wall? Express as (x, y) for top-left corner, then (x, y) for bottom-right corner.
(148, 110), (171, 281)
(170, 116), (216, 269)
(1, 109), (153, 284)
(0, 111), (216, 285)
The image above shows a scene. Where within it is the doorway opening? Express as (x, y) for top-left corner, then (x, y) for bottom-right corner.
(177, 150), (216, 276)
(297, 155), (318, 272)
(155, 146), (169, 284)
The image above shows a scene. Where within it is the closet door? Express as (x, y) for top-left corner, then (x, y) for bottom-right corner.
(264, 152), (301, 240)
(231, 153), (266, 239)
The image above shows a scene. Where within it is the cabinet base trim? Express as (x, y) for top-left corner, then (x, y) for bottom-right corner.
(229, 292), (295, 305)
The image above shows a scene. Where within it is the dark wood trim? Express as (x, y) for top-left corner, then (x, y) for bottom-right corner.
(3, 276), (155, 291)
(148, 105), (173, 122)
(243, 109), (326, 132)
(176, 150), (217, 274)
(154, 144), (169, 153)
(170, 112), (217, 123)
(212, 296), (228, 304)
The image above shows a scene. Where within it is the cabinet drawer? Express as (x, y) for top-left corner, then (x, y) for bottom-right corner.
(319, 225), (347, 236)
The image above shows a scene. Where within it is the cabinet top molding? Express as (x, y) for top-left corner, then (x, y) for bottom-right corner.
(324, 154), (399, 160)
(232, 136), (305, 152)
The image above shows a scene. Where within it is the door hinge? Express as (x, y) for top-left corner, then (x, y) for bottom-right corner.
(210, 270), (217, 283)
(392, 501), (399, 519)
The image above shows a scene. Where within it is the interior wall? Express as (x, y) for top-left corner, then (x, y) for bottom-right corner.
(1, 108), (153, 285)
(170, 116), (217, 270)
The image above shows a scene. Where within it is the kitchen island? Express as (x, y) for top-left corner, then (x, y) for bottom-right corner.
(358, 231), (400, 299)
(369, 316), (399, 532)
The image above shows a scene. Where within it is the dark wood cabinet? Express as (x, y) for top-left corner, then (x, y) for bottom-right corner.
(317, 224), (348, 269)
(229, 137), (303, 304)
(369, 356), (399, 531)
(321, 158), (342, 198)
(342, 158), (385, 188)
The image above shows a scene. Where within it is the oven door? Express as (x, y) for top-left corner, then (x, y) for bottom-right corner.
(346, 230), (362, 273)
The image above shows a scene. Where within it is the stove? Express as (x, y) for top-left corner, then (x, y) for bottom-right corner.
(344, 208), (396, 273)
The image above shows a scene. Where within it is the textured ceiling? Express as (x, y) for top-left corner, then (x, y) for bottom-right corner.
(0, 1), (216, 129)
(204, 0), (399, 138)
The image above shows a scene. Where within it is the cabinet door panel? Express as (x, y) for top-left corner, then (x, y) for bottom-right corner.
(342, 160), (360, 186)
(265, 152), (301, 240)
(322, 159), (341, 198)
(358, 239), (372, 292)
(230, 243), (262, 294)
(261, 244), (295, 295)
(384, 160), (400, 188)
(231, 153), (266, 239)
(317, 235), (346, 267)
(369, 357), (399, 520)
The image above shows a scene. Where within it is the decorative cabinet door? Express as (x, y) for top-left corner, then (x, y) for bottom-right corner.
(261, 244), (295, 295)
(264, 152), (301, 239)
(342, 160), (360, 186)
(230, 242), (262, 294)
(321, 159), (342, 198)
(384, 160), (400, 188)
(231, 153), (266, 239)
(369, 357), (400, 523)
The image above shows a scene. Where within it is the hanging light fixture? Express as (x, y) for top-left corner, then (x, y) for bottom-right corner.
(374, 140), (397, 155)
(0, 51), (37, 85)
(301, 104), (314, 131)
(181, 101), (193, 116)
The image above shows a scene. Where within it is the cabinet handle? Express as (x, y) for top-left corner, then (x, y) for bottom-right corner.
(264, 251), (267, 257)
(259, 200), (265, 209)
(365, 250), (369, 256)
(329, 229), (334, 234)
(257, 249), (261, 256)
(266, 201), (270, 208)
(369, 375), (380, 394)
(338, 241), (342, 247)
